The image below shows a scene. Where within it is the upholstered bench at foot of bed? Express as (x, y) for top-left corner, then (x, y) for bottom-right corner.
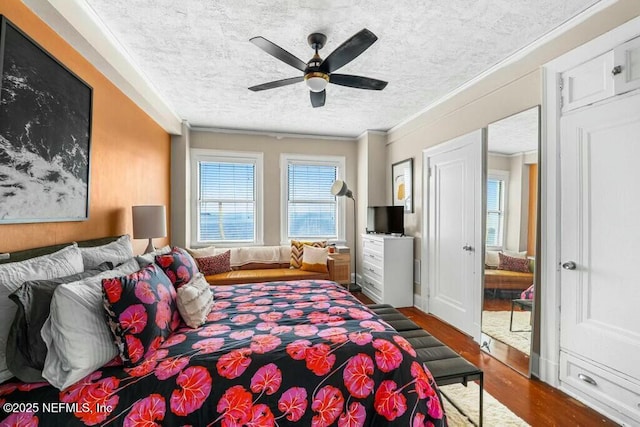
(367, 304), (484, 426)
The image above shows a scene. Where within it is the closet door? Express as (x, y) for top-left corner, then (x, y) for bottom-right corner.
(424, 130), (483, 342)
(560, 93), (640, 380)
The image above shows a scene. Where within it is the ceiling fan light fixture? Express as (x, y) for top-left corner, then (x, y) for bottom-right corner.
(304, 72), (329, 92)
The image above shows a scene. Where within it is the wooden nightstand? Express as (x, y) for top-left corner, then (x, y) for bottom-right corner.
(328, 252), (351, 286)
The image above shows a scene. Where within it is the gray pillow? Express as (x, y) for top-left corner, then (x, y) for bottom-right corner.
(79, 235), (133, 269)
(6, 262), (114, 383)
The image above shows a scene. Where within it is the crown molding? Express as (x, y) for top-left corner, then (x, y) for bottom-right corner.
(190, 126), (358, 142)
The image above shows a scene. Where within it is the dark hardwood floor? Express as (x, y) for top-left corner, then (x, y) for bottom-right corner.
(352, 291), (618, 427)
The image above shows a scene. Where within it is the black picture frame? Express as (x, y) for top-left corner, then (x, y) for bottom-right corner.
(391, 158), (413, 213)
(0, 16), (93, 224)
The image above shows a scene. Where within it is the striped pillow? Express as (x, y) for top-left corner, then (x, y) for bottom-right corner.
(290, 240), (327, 269)
(176, 274), (214, 328)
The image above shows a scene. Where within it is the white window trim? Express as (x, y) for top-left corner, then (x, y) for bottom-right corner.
(280, 153), (346, 245)
(486, 169), (509, 251)
(190, 148), (264, 247)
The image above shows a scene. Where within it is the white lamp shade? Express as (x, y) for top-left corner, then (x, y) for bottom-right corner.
(132, 205), (167, 239)
(331, 180), (353, 198)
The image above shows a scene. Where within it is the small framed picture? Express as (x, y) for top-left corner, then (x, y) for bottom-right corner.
(392, 158), (413, 213)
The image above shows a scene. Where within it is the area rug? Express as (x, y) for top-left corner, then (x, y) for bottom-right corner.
(440, 382), (529, 426)
(482, 310), (531, 355)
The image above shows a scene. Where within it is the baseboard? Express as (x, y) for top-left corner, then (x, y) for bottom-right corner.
(413, 293), (423, 310)
(539, 356), (560, 387)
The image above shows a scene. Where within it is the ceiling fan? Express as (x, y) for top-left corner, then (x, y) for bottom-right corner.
(248, 29), (388, 108)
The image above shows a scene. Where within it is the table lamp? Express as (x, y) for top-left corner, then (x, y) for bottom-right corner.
(132, 205), (167, 253)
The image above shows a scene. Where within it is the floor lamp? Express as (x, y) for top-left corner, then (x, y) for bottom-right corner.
(331, 180), (360, 292)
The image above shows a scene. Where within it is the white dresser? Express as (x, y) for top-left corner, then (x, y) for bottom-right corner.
(360, 234), (414, 307)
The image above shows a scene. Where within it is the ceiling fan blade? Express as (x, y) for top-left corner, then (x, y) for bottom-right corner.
(250, 36), (307, 72)
(330, 74), (388, 90)
(310, 90), (326, 108)
(249, 76), (304, 91)
(319, 29), (378, 73)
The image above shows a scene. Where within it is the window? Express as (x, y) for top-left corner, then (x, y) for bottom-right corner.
(191, 149), (263, 246)
(486, 170), (508, 248)
(281, 154), (346, 242)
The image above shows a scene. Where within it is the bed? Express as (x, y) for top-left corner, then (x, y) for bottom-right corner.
(1, 272), (446, 426)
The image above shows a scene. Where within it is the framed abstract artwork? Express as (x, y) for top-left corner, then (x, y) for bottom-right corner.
(0, 16), (93, 224)
(392, 158), (413, 213)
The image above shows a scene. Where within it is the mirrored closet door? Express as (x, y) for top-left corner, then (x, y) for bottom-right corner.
(481, 106), (540, 377)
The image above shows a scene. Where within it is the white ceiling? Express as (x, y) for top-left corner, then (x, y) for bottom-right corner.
(35, 0), (600, 137)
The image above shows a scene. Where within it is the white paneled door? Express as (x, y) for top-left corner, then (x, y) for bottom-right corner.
(560, 93), (640, 380)
(424, 130), (483, 342)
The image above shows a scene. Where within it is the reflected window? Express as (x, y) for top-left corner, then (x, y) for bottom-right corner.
(486, 170), (508, 248)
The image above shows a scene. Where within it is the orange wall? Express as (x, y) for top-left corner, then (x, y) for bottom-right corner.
(0, 0), (171, 254)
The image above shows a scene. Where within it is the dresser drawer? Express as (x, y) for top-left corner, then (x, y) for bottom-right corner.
(361, 276), (382, 299)
(362, 260), (383, 281)
(362, 249), (383, 267)
(362, 237), (384, 255)
(560, 352), (640, 423)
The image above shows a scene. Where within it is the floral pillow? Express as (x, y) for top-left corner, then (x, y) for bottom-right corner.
(155, 247), (199, 288)
(102, 264), (180, 366)
(521, 284), (535, 300)
(498, 252), (530, 273)
(195, 250), (231, 276)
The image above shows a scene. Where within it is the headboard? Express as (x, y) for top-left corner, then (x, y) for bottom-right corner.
(0, 236), (123, 265)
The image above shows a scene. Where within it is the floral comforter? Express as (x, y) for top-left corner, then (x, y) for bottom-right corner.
(0, 280), (446, 426)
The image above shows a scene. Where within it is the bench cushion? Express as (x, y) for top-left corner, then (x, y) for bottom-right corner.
(205, 268), (329, 285)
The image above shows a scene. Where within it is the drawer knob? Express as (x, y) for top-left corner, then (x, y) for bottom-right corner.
(611, 65), (622, 76)
(578, 373), (597, 386)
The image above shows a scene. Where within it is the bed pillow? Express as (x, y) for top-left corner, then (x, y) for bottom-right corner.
(0, 244), (84, 383)
(300, 245), (329, 273)
(135, 245), (172, 267)
(102, 264), (179, 366)
(176, 273), (214, 328)
(155, 247), (199, 288)
(79, 235), (134, 269)
(184, 245), (216, 258)
(498, 252), (531, 273)
(6, 262), (114, 383)
(41, 258), (141, 390)
(195, 250), (231, 276)
(290, 240), (327, 269)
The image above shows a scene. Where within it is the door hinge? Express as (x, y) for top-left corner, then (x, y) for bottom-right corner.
(559, 77), (564, 109)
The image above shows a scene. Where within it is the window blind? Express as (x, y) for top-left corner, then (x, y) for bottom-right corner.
(287, 163), (337, 239)
(486, 178), (505, 247)
(198, 161), (255, 242)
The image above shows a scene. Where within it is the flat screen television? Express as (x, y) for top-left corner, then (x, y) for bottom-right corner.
(366, 206), (404, 235)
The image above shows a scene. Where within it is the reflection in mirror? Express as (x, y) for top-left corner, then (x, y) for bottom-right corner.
(481, 106), (539, 377)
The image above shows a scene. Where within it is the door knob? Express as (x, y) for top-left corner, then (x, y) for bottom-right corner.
(562, 261), (577, 270)
(462, 245), (473, 251)
(611, 65), (622, 76)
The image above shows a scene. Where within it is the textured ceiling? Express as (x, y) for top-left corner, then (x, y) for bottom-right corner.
(488, 107), (539, 155)
(81, 0), (599, 137)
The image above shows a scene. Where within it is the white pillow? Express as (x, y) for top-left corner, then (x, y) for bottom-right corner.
(135, 245), (171, 267)
(41, 258), (140, 390)
(504, 250), (527, 259)
(176, 273), (214, 328)
(0, 244), (83, 383)
(485, 250), (500, 268)
(79, 235), (133, 269)
(300, 245), (329, 273)
(184, 245), (216, 258)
